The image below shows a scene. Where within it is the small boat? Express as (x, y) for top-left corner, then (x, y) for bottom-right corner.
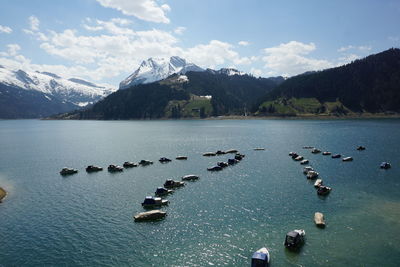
(159, 157), (172, 163)
(225, 149), (238, 154)
(217, 162), (229, 168)
(182, 174), (200, 181)
(317, 185), (332, 195)
(251, 247), (270, 267)
(357, 146), (366, 151)
(284, 229), (305, 249)
(203, 152), (216, 157)
(228, 158), (239, 165)
(254, 148), (265, 151)
(108, 164), (123, 172)
(300, 159), (309, 165)
(139, 160), (153, 166)
(311, 148), (321, 154)
(342, 157), (353, 162)
(215, 150), (226, 155)
(141, 196), (169, 208)
(307, 171), (319, 179)
(85, 165), (103, 172)
(314, 179), (323, 188)
(322, 151), (331, 155)
(176, 156), (187, 160)
(155, 187), (173, 196)
(303, 146), (314, 149)
(207, 166), (223, 171)
(123, 161), (138, 168)
(289, 151), (298, 157)
(314, 212), (326, 227)
(164, 179), (185, 188)
(294, 155), (304, 161)
(235, 153), (245, 160)
(60, 167), (78, 175)
(134, 210), (166, 222)
(303, 166), (314, 174)
(331, 154), (341, 159)
(380, 162), (391, 169)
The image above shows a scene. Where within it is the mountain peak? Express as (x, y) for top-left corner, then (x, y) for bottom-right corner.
(119, 56), (203, 89)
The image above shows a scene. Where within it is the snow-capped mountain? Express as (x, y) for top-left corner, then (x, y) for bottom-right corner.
(119, 56), (203, 89)
(0, 66), (116, 107)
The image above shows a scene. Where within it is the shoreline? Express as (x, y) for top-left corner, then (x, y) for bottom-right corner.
(0, 187), (6, 202)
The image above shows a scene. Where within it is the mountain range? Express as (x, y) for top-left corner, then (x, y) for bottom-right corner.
(0, 66), (115, 118)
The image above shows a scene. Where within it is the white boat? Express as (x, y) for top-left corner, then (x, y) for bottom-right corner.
(307, 171), (319, 179)
(60, 167), (78, 175)
(311, 148), (321, 154)
(314, 212), (326, 227)
(294, 155), (304, 161)
(141, 196), (169, 208)
(342, 157), (353, 162)
(314, 179), (323, 188)
(182, 174), (199, 180)
(203, 152), (216, 156)
(225, 149), (238, 154)
(133, 210), (166, 222)
(300, 159), (309, 165)
(251, 247), (270, 267)
(303, 166), (314, 174)
(322, 151), (331, 155)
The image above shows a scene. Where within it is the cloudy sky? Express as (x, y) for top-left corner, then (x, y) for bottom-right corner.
(0, 0), (399, 86)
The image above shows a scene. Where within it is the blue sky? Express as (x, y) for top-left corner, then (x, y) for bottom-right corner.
(0, 0), (399, 87)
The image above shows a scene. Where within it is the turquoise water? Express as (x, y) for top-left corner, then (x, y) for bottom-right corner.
(0, 119), (400, 266)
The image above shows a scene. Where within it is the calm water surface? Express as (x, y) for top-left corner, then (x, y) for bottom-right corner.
(0, 119), (400, 266)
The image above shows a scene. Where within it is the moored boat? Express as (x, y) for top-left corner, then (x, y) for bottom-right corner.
(182, 174), (199, 181)
(60, 167), (78, 175)
(139, 159), (153, 166)
(155, 187), (173, 196)
(176, 156), (188, 160)
(284, 229), (305, 249)
(317, 185), (332, 195)
(306, 171), (319, 179)
(123, 161), (138, 168)
(254, 148), (265, 151)
(380, 162), (391, 169)
(133, 210), (166, 222)
(303, 166), (314, 174)
(322, 151), (331, 155)
(225, 149), (238, 154)
(357, 146), (366, 151)
(164, 179), (185, 188)
(207, 166), (223, 171)
(159, 157), (172, 163)
(108, 164), (123, 172)
(203, 152), (216, 156)
(311, 148), (321, 154)
(300, 159), (309, 165)
(294, 155), (304, 161)
(314, 179), (323, 188)
(342, 157), (353, 162)
(314, 212), (326, 227)
(86, 165), (103, 172)
(331, 154), (341, 158)
(141, 196), (169, 208)
(251, 247), (270, 267)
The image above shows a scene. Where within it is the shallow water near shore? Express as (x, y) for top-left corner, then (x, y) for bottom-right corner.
(1, 119), (400, 266)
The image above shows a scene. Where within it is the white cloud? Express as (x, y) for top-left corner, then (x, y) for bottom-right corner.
(338, 45), (372, 52)
(174, 26), (186, 35)
(96, 0), (170, 23)
(262, 41), (334, 76)
(0, 44), (21, 57)
(29, 16), (40, 31)
(0, 25), (12, 34)
(238, 41), (249, 46)
(83, 18), (134, 35)
(250, 67), (263, 77)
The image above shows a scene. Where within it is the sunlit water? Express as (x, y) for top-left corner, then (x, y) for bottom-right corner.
(0, 119), (400, 266)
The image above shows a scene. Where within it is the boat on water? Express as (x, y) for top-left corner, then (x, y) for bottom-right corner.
(141, 196), (169, 208)
(159, 157), (172, 163)
(317, 185), (332, 195)
(182, 174), (200, 181)
(254, 148), (265, 151)
(215, 150), (226, 155)
(322, 151), (331, 155)
(357, 146), (366, 151)
(139, 160), (153, 166)
(251, 247), (270, 267)
(207, 166), (223, 171)
(155, 187), (173, 196)
(85, 165), (103, 172)
(342, 157), (353, 162)
(284, 229), (305, 249)
(314, 179), (323, 188)
(314, 212), (326, 227)
(289, 151), (298, 157)
(164, 179), (185, 188)
(303, 166), (314, 174)
(60, 167), (78, 175)
(217, 162), (229, 168)
(331, 154), (341, 158)
(300, 159), (309, 165)
(303, 146), (314, 149)
(311, 148), (321, 154)
(380, 162), (391, 169)
(203, 152), (217, 157)
(307, 171), (319, 179)
(176, 156), (187, 160)
(294, 155), (304, 161)
(225, 149), (238, 154)
(235, 153), (245, 160)
(134, 210), (166, 222)
(123, 161), (138, 168)
(228, 158), (239, 165)
(108, 164), (123, 172)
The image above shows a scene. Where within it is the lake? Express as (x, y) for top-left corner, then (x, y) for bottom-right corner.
(0, 119), (400, 266)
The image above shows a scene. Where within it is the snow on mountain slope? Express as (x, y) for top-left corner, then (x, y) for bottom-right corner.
(119, 56), (203, 89)
(0, 66), (116, 106)
(206, 68), (246, 76)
